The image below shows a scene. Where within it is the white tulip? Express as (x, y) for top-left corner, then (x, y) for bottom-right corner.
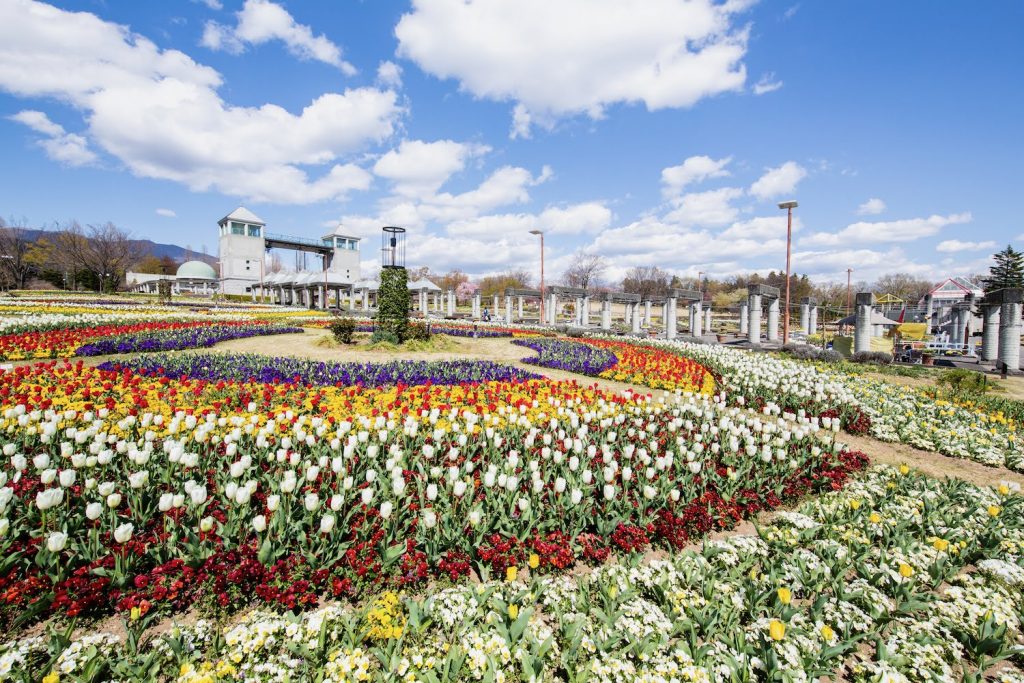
(106, 493), (122, 509)
(304, 493), (320, 512)
(330, 494), (343, 511)
(40, 469), (56, 485)
(235, 487), (251, 505)
(200, 516), (215, 532)
(190, 486), (208, 505)
(453, 480), (467, 497)
(603, 484), (615, 501)
(158, 493), (173, 512)
(554, 477), (567, 493)
(320, 514), (336, 534)
(267, 494), (281, 512)
(47, 531), (68, 553)
(113, 523), (133, 544)
(361, 488), (373, 505)
(570, 489), (583, 506)
(0, 519), (8, 536)
(380, 501), (393, 519)
(423, 509), (437, 528)
(86, 502), (102, 520)
(468, 509), (482, 526)
(59, 470), (76, 487)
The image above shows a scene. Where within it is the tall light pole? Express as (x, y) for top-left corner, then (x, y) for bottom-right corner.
(529, 229), (545, 323)
(778, 200), (798, 344)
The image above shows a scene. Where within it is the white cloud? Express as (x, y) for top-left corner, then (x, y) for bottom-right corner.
(936, 239), (996, 253)
(396, 0), (752, 136)
(752, 72), (782, 95)
(749, 161), (806, 200)
(445, 202), (612, 238)
(376, 61), (402, 88)
(802, 212), (972, 247)
(9, 109), (96, 166)
(202, 0), (355, 74)
(0, 0), (402, 203)
(857, 197), (885, 215)
(192, 0), (223, 10)
(373, 139), (489, 199)
(719, 215), (801, 240)
(155, 208), (176, 217)
(663, 187), (744, 227)
(660, 155), (731, 197)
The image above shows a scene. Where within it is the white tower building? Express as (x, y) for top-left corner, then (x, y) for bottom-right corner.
(218, 207), (266, 296)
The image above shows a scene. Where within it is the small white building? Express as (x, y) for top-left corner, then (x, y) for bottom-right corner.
(125, 260), (218, 295)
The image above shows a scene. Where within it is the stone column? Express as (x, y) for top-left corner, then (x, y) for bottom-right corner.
(999, 296), (1022, 372)
(666, 297), (678, 340)
(582, 296), (590, 326)
(624, 303), (632, 324)
(631, 303), (641, 333)
(505, 295), (513, 324)
(472, 293), (481, 318)
(644, 300), (652, 327)
(573, 297), (582, 326)
(748, 295), (761, 344)
(981, 304), (1000, 362)
(548, 292), (559, 324)
(447, 291), (455, 317)
(800, 301), (810, 334)
(517, 296), (524, 320)
(419, 290), (427, 314)
(739, 300), (749, 336)
(854, 293), (874, 353)
(362, 289), (369, 311)
(321, 284), (328, 310)
(493, 295), (500, 318)
(704, 307), (712, 332)
(809, 306), (818, 334)
(689, 301), (703, 337)
(767, 299), (780, 342)
(601, 299), (612, 330)
(924, 294), (933, 324)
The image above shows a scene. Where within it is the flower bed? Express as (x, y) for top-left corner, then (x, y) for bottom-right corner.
(650, 338), (1024, 472)
(0, 358), (863, 628)
(74, 322), (302, 356)
(99, 352), (542, 386)
(514, 338), (619, 375)
(3, 466), (1020, 681)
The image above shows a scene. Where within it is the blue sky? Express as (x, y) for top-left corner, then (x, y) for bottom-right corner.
(1, 0), (1022, 285)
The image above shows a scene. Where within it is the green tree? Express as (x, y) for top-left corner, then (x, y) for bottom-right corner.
(982, 245), (1024, 292)
(376, 267), (410, 342)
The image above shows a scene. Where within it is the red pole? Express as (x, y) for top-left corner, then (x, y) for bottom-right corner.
(783, 206), (793, 344)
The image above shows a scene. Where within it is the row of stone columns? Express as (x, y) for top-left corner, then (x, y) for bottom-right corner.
(981, 289), (1021, 371)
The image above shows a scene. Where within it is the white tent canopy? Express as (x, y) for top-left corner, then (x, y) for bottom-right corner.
(409, 278), (441, 291)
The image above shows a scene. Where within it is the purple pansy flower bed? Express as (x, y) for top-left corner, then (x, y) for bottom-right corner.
(76, 324), (302, 356)
(514, 338), (618, 376)
(98, 353), (541, 387)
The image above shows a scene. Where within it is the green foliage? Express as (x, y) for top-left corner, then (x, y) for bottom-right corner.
(330, 318), (357, 344)
(369, 329), (401, 345)
(982, 244), (1024, 293)
(376, 267), (410, 342)
(405, 320), (431, 342)
(935, 368), (993, 395)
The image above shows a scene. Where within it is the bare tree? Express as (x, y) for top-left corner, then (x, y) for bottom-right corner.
(438, 269), (469, 293)
(561, 252), (606, 290)
(0, 218), (39, 289)
(53, 222), (142, 292)
(477, 268), (532, 297)
(872, 272), (935, 304)
(621, 266), (670, 299)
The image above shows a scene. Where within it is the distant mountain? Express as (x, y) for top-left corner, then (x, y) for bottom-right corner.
(18, 229), (217, 265)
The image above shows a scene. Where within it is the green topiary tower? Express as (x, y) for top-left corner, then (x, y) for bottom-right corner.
(376, 263), (410, 343)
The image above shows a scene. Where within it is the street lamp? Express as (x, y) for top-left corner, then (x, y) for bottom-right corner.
(529, 229), (545, 324)
(778, 200), (798, 344)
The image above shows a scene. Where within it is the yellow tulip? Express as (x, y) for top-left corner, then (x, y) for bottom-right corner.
(820, 624), (835, 641)
(506, 566), (518, 582)
(849, 499), (861, 510)
(899, 464), (910, 475)
(998, 484), (1010, 496)
(768, 619), (786, 641)
(898, 563), (914, 578)
(988, 505), (1002, 518)
(130, 606), (141, 621)
(869, 512), (881, 524)
(508, 604), (519, 620)
(932, 538), (949, 552)
(528, 554), (540, 570)
(777, 587), (792, 605)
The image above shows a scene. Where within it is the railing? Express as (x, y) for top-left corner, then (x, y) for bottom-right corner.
(264, 232), (331, 250)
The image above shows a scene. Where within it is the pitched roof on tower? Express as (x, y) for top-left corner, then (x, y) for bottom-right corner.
(219, 207), (265, 226)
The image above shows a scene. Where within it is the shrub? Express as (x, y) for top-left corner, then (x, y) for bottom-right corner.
(329, 318), (357, 344)
(936, 368), (991, 395)
(851, 351), (892, 365)
(370, 329), (401, 345)
(376, 268), (410, 342)
(406, 321), (431, 342)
